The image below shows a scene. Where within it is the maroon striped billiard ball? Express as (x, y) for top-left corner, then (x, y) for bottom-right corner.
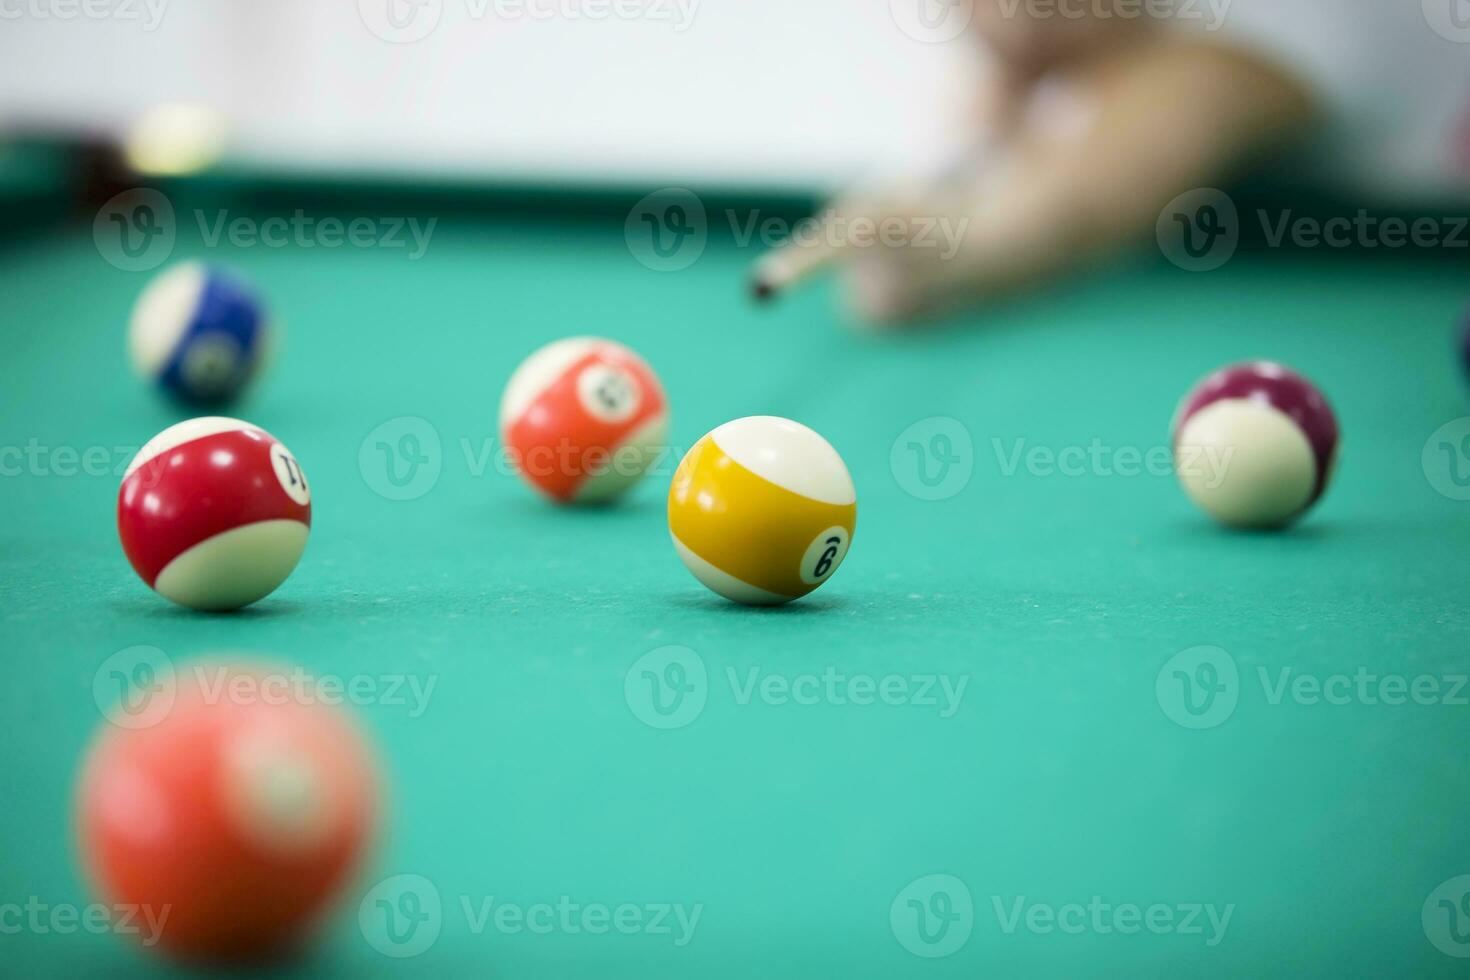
(1172, 362), (1339, 529)
(118, 418), (311, 610)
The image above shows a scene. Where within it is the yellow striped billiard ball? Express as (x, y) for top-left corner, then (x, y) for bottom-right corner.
(669, 416), (856, 605)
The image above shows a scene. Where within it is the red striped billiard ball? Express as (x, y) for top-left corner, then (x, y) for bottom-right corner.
(1173, 361), (1340, 529)
(499, 337), (669, 503)
(77, 661), (378, 963)
(118, 418), (311, 610)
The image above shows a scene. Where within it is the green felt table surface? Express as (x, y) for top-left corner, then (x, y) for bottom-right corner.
(1, 184), (1469, 978)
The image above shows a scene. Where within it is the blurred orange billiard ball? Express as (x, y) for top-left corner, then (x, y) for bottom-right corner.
(75, 661), (379, 964)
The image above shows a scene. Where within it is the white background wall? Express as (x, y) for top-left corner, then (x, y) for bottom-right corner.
(0, 0), (981, 190)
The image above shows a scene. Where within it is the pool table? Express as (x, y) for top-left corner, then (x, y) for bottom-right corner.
(1, 172), (1468, 978)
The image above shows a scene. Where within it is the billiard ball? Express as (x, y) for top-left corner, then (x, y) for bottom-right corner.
(130, 262), (269, 406)
(118, 418), (311, 610)
(77, 660), (378, 963)
(1173, 361), (1339, 529)
(669, 416), (856, 605)
(500, 337), (669, 503)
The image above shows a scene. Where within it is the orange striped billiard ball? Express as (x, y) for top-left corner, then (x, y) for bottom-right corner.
(500, 337), (669, 504)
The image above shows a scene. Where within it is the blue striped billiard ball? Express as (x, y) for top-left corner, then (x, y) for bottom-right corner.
(130, 262), (269, 406)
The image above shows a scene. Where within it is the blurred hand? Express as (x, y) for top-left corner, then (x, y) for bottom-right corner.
(793, 6), (1311, 327)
